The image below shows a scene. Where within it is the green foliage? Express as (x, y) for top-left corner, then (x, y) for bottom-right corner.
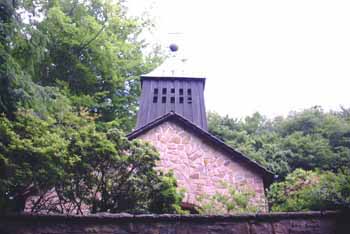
(2, 0), (161, 130)
(149, 171), (187, 214)
(47, 124), (183, 214)
(1, 0), (70, 118)
(267, 169), (350, 212)
(0, 111), (183, 214)
(209, 108), (350, 211)
(197, 181), (258, 214)
(208, 107), (350, 178)
(319, 169), (350, 210)
(0, 0), (184, 215)
(0, 110), (68, 212)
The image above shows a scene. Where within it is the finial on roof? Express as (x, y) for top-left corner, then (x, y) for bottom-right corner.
(141, 37), (205, 78)
(169, 43), (178, 52)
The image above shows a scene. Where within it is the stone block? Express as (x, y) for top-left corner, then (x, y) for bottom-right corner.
(186, 225), (209, 234)
(273, 220), (290, 234)
(177, 145), (184, 150)
(319, 218), (336, 234)
(230, 222), (251, 234)
(170, 136), (181, 144)
(175, 226), (189, 234)
(250, 222), (273, 234)
(289, 219), (321, 234)
(181, 135), (191, 144)
(189, 153), (201, 161)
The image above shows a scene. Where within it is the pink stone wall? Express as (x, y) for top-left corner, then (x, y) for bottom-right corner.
(137, 121), (268, 211)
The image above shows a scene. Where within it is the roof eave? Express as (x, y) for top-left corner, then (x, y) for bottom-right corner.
(140, 75), (206, 79)
(139, 76), (206, 88)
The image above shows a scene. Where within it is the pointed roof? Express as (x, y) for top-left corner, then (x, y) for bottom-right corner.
(141, 46), (206, 79)
(128, 112), (274, 186)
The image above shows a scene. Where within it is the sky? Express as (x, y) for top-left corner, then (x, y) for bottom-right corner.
(126, 0), (350, 119)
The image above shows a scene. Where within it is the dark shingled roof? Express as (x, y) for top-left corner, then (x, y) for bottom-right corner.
(127, 112), (274, 187)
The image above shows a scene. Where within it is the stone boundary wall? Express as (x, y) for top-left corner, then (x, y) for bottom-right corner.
(0, 211), (348, 234)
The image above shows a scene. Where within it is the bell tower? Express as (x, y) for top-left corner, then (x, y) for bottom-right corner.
(130, 45), (272, 213)
(136, 45), (207, 130)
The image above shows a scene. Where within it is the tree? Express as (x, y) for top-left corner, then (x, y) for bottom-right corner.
(0, 0), (184, 215)
(267, 169), (350, 212)
(1, 111), (183, 214)
(208, 108), (350, 212)
(52, 125), (182, 214)
(0, 111), (68, 212)
(2, 0), (161, 130)
(208, 108), (350, 179)
(3, 0), (165, 127)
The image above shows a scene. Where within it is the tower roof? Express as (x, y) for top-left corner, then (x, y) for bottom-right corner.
(136, 44), (208, 130)
(141, 45), (206, 79)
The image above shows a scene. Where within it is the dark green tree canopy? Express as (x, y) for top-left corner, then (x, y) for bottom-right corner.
(208, 107), (350, 178)
(208, 107), (350, 211)
(1, 0), (162, 129)
(0, 0), (183, 215)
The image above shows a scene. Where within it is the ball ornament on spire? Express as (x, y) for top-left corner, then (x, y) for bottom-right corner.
(169, 43), (179, 52)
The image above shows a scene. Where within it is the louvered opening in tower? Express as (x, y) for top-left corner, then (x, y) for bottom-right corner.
(137, 78), (207, 130)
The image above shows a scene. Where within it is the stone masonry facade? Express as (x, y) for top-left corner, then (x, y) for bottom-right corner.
(137, 120), (267, 211)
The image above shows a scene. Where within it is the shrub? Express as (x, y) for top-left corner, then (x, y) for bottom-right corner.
(197, 181), (258, 214)
(268, 168), (350, 211)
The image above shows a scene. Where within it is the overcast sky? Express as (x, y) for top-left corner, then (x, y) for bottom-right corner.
(126, 0), (350, 119)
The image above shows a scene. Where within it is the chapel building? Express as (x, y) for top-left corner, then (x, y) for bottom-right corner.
(128, 46), (273, 212)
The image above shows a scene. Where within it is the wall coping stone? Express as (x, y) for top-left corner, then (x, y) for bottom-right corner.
(0, 211), (342, 224)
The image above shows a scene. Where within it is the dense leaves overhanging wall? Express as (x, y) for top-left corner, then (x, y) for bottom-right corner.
(0, 0), (184, 215)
